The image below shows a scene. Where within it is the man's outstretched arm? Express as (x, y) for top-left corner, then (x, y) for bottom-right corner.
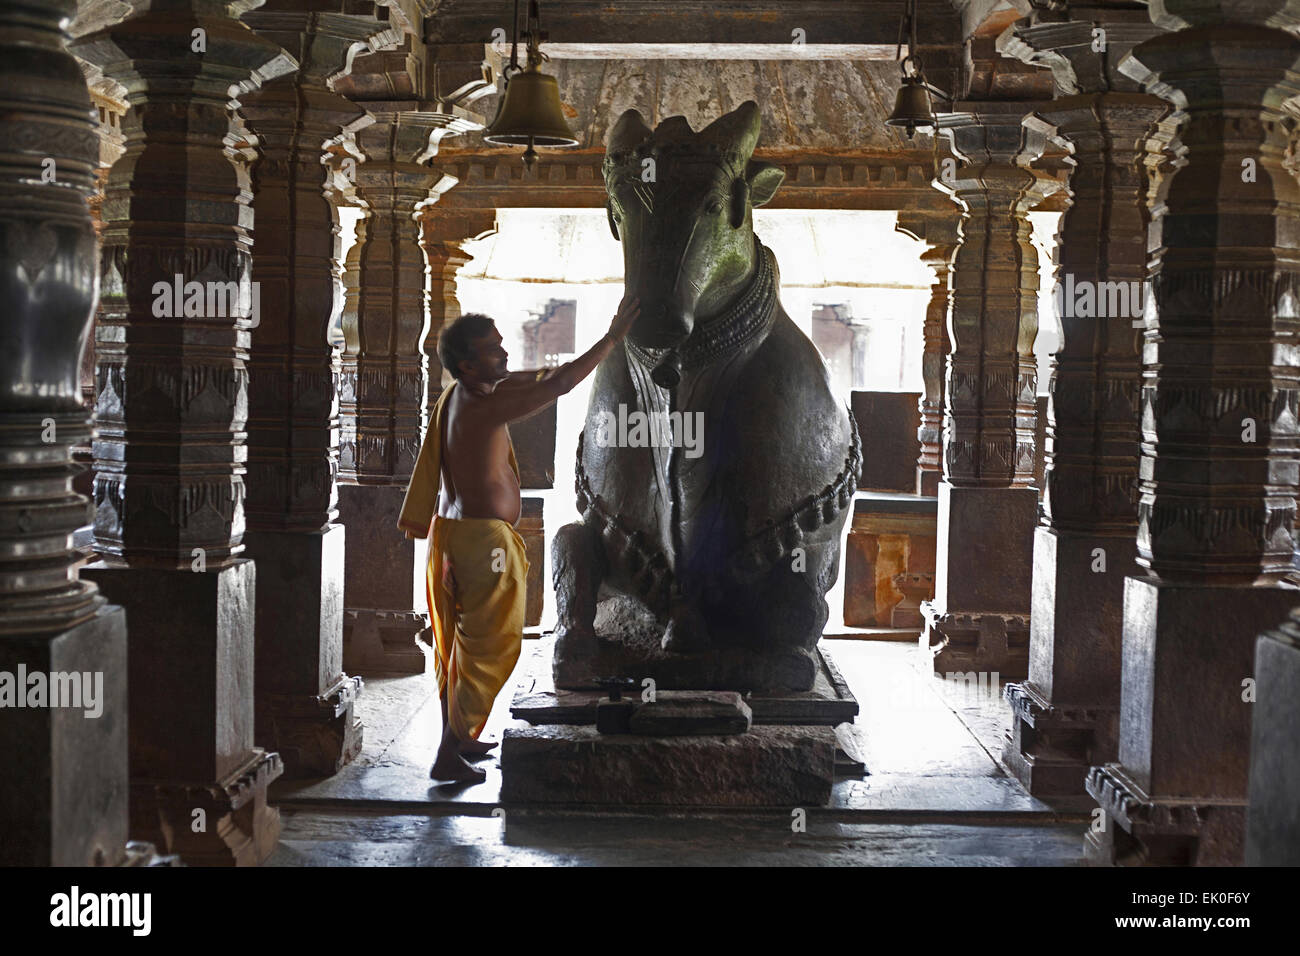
(485, 296), (640, 424)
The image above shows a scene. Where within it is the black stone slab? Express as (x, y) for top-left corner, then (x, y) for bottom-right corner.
(511, 635), (858, 726)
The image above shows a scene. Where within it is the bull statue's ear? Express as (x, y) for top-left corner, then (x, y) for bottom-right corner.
(606, 199), (620, 241)
(730, 178), (748, 229)
(746, 160), (784, 208)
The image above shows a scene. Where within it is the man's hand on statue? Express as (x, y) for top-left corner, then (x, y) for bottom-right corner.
(607, 295), (640, 342)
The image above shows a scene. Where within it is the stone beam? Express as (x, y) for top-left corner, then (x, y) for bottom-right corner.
(428, 149), (1072, 213)
(424, 0), (964, 50)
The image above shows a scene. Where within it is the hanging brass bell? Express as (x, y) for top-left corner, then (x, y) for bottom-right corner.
(483, 66), (579, 151)
(885, 74), (935, 139)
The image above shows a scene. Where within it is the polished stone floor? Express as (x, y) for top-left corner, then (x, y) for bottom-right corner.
(266, 639), (1090, 866)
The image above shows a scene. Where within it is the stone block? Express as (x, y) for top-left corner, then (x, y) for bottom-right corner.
(934, 483), (1037, 614)
(509, 402), (557, 489)
(519, 496), (544, 627)
(625, 691), (752, 735)
(850, 391), (921, 493)
(1029, 526), (1132, 708)
(501, 724), (836, 806)
(0, 606), (129, 866)
(338, 483), (420, 613)
(1247, 624), (1300, 866)
(843, 492), (937, 627)
(247, 524), (362, 777)
(1119, 578), (1299, 798)
(82, 559), (257, 783)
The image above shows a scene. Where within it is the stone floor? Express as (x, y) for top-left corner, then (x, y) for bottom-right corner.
(266, 639), (1090, 865)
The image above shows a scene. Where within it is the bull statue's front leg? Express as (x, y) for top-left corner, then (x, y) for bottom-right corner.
(551, 518), (607, 673)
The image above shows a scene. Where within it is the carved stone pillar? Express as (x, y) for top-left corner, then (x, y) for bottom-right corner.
(72, 0), (296, 865)
(1085, 0), (1300, 865)
(896, 210), (960, 498)
(335, 108), (456, 674)
(919, 104), (1060, 678)
(0, 0), (135, 867)
(997, 13), (1169, 797)
(419, 206), (496, 401)
(237, 5), (398, 778)
(73, 64), (128, 502)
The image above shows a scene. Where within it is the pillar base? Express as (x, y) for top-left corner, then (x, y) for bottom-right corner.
(1084, 763), (1245, 866)
(1004, 527), (1129, 794)
(1247, 624), (1300, 866)
(920, 605), (1030, 678)
(132, 748), (283, 867)
(342, 609), (428, 674)
(247, 526), (363, 777)
(923, 483), (1035, 677)
(80, 559), (283, 865)
(1085, 578), (1300, 866)
(1004, 681), (1117, 797)
(0, 605), (128, 866)
(338, 484), (426, 674)
(256, 674), (363, 779)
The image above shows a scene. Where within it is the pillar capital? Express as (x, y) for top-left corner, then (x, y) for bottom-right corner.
(1146, 0), (1300, 31)
(998, 9), (1167, 96)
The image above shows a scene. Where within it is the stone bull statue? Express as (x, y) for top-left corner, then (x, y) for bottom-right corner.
(552, 101), (861, 692)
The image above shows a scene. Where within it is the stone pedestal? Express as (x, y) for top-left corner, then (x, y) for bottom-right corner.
(501, 724), (835, 806)
(922, 484), (1036, 676)
(1247, 613), (1300, 866)
(1084, 580), (1300, 865)
(82, 560), (283, 865)
(246, 526), (361, 776)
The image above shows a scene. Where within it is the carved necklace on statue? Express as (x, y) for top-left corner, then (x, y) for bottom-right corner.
(623, 238), (778, 375)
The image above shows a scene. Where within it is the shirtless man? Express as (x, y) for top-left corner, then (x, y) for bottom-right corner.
(404, 296), (639, 783)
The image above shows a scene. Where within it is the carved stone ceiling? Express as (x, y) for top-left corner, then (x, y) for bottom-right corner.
(471, 57), (930, 155)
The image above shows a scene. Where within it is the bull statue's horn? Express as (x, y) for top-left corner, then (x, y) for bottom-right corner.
(699, 99), (761, 159)
(607, 108), (653, 152)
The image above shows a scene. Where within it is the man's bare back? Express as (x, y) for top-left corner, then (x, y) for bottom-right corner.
(439, 384), (524, 525)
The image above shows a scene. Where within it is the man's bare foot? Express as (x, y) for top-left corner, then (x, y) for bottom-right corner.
(460, 738), (498, 757)
(430, 754), (487, 785)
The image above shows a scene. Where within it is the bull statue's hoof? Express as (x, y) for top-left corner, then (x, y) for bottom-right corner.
(661, 598), (709, 653)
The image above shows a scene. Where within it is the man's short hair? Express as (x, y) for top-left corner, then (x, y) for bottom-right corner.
(439, 313), (497, 380)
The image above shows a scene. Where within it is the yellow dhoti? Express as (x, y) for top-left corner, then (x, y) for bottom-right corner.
(427, 516), (528, 740)
(396, 379), (535, 741)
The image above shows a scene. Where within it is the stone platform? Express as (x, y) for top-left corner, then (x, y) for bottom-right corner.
(512, 636), (859, 726)
(500, 724), (836, 806)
